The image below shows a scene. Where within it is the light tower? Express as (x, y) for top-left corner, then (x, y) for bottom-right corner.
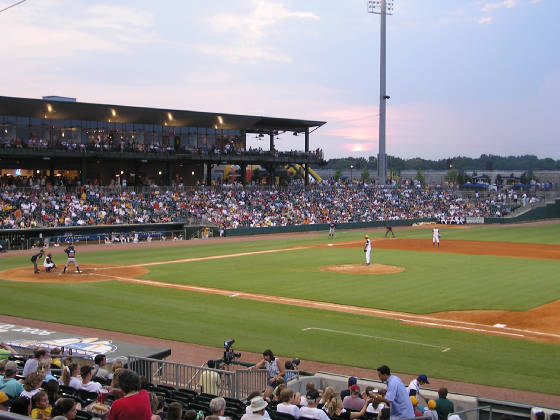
(367, 0), (393, 185)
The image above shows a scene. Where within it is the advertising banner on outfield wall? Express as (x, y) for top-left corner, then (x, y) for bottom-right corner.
(0, 322), (170, 362)
(466, 216), (485, 224)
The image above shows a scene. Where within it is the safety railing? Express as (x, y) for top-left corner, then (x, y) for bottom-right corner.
(127, 355), (268, 400)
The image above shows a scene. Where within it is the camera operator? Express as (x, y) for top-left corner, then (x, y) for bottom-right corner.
(249, 349), (284, 399)
(199, 360), (221, 396)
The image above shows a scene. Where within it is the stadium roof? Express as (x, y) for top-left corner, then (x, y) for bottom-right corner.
(0, 95), (326, 133)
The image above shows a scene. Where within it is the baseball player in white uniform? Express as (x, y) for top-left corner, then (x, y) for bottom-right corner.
(364, 235), (372, 265)
(433, 227), (440, 247)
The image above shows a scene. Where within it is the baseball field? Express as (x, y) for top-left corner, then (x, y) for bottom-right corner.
(1, 222), (559, 396)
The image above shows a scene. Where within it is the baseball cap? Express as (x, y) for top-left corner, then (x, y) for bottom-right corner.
(4, 361), (18, 375)
(0, 392), (8, 404)
(348, 376), (357, 386)
(349, 384), (360, 393)
(418, 374), (429, 384)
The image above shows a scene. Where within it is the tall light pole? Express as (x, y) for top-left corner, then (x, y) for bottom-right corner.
(367, 0), (393, 185)
(350, 164), (354, 182)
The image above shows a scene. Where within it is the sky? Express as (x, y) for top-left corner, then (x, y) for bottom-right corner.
(0, 0), (558, 160)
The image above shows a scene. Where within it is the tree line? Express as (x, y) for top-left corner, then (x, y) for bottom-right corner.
(325, 154), (560, 171)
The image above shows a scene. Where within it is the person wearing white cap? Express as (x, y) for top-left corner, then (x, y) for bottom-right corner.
(241, 396), (268, 420)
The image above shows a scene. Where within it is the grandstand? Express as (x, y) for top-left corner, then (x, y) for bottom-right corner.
(0, 95), (325, 187)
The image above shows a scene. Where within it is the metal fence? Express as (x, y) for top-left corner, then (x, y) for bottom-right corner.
(127, 355), (269, 400)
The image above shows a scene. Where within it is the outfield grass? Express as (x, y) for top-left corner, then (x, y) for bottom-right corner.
(1, 223), (559, 394)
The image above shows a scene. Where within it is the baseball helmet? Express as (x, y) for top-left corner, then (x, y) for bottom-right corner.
(47, 253), (52, 257)
(365, 235), (369, 239)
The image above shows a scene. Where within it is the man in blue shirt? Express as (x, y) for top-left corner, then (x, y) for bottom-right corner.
(374, 365), (414, 420)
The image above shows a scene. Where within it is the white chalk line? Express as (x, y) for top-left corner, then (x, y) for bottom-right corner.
(88, 246), (310, 270)
(301, 327), (451, 352)
(86, 271), (560, 341)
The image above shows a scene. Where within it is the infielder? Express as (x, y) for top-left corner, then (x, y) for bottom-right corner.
(433, 227), (440, 247)
(63, 245), (81, 273)
(43, 253), (56, 272)
(384, 225), (395, 238)
(364, 235), (372, 265)
(328, 221), (336, 238)
(30, 249), (45, 274)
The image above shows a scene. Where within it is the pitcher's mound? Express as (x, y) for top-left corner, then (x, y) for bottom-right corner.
(321, 264), (405, 274)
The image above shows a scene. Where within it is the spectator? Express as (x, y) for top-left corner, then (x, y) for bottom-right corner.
(23, 347), (49, 377)
(60, 363), (82, 390)
(374, 365), (415, 420)
(166, 402), (182, 420)
(276, 388), (300, 419)
(31, 390), (52, 419)
(51, 397), (79, 420)
(0, 392), (9, 411)
(326, 395), (372, 420)
(298, 389), (330, 420)
(80, 365), (103, 393)
(0, 361), (24, 398)
(20, 372), (45, 399)
(435, 387), (454, 420)
(45, 379), (61, 406)
(107, 360), (123, 382)
(244, 391), (271, 420)
(340, 377), (358, 401)
(107, 369), (151, 420)
(209, 397), (230, 420)
(318, 386), (335, 410)
(250, 349), (284, 399)
(0, 342), (15, 360)
(10, 396), (32, 417)
(423, 400), (438, 420)
(241, 396), (268, 420)
(199, 360), (221, 396)
(410, 396), (423, 417)
(92, 354), (110, 380)
(343, 384), (364, 411)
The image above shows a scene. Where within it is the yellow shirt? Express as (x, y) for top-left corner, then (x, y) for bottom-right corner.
(31, 406), (52, 419)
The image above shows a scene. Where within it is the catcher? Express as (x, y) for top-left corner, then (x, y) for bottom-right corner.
(43, 253), (57, 272)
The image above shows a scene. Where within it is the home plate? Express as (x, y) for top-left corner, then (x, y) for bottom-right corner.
(493, 323), (507, 328)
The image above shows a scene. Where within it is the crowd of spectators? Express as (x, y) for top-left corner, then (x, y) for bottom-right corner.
(0, 179), (532, 230)
(0, 135), (323, 161)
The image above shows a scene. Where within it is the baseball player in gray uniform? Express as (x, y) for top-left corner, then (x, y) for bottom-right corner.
(63, 245), (81, 273)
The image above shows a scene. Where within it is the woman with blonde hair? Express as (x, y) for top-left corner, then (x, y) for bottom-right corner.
(325, 395), (372, 420)
(60, 362), (81, 390)
(108, 360), (123, 381)
(276, 388), (300, 419)
(20, 372), (45, 399)
(319, 386), (335, 410)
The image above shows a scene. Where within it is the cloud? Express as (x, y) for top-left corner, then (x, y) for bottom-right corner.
(200, 0), (319, 63)
(478, 16), (493, 24)
(0, 1), (157, 58)
(481, 0), (518, 13)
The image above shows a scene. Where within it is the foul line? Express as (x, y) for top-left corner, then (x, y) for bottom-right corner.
(90, 246), (309, 270)
(301, 327), (451, 352)
(86, 272), (560, 341)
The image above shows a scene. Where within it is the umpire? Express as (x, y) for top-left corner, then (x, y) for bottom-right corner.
(31, 249), (45, 274)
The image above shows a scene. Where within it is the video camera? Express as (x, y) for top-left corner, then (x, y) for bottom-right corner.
(223, 339), (241, 364)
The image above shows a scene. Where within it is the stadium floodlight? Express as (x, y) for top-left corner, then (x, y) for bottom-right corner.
(367, 0), (394, 15)
(367, 0), (393, 185)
